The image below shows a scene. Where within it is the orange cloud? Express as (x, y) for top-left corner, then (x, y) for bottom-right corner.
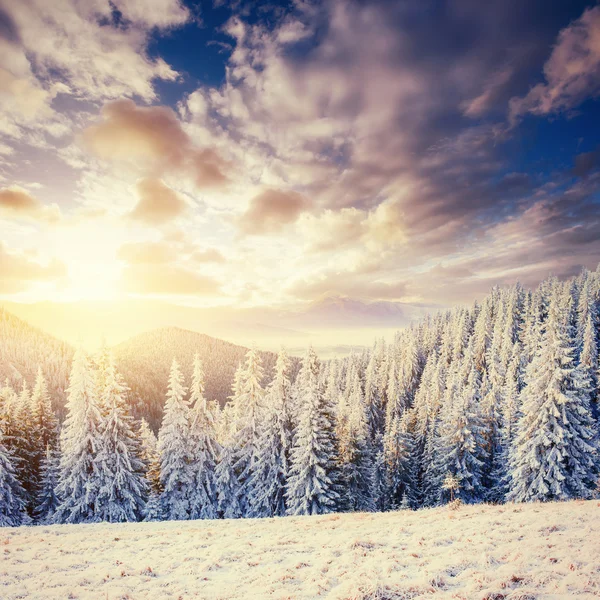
(128, 178), (188, 225)
(237, 188), (311, 235)
(0, 186), (61, 222)
(83, 99), (228, 189)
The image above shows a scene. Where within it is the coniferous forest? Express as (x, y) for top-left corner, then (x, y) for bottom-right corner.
(1, 266), (600, 527)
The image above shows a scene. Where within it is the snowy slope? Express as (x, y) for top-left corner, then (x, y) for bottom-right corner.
(2, 500), (599, 599)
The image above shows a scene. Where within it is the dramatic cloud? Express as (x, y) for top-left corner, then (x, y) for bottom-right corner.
(120, 264), (221, 296)
(509, 6), (600, 123)
(237, 189), (311, 235)
(2, 0), (600, 317)
(0, 186), (61, 222)
(84, 100), (229, 188)
(0, 242), (66, 293)
(127, 178), (188, 225)
(0, 0), (188, 103)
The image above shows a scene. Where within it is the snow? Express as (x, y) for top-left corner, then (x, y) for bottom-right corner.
(2, 500), (599, 599)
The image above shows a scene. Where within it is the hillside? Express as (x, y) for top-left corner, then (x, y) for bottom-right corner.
(2, 500), (599, 599)
(0, 309), (292, 429)
(0, 308), (73, 419)
(113, 326), (296, 430)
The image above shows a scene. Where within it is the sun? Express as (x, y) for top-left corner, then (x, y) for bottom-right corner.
(47, 220), (125, 302)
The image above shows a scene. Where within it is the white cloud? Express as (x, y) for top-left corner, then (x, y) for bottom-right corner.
(509, 6), (600, 123)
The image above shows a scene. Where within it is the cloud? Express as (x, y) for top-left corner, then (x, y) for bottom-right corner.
(299, 199), (405, 253)
(83, 100), (229, 188)
(237, 189), (311, 235)
(0, 242), (66, 293)
(127, 178), (188, 225)
(509, 6), (600, 123)
(1, 0), (188, 104)
(120, 264), (221, 296)
(0, 186), (61, 222)
(117, 241), (176, 264)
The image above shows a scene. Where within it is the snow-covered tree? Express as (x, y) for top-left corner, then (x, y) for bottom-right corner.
(436, 358), (486, 504)
(188, 354), (219, 520)
(215, 441), (243, 519)
(139, 418), (161, 494)
(35, 444), (60, 524)
(0, 433), (25, 526)
(95, 354), (147, 522)
(248, 348), (293, 517)
(338, 367), (374, 512)
(508, 288), (600, 502)
(158, 358), (192, 520)
(54, 348), (104, 524)
(286, 347), (339, 516)
(231, 347), (265, 516)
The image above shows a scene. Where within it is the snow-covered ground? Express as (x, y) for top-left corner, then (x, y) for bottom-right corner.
(2, 500), (599, 599)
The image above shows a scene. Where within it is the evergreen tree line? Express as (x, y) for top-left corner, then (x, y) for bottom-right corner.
(1, 266), (600, 526)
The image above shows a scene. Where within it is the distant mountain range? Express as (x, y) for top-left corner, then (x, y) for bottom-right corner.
(0, 308), (297, 430)
(1, 296), (437, 351)
(112, 327), (297, 430)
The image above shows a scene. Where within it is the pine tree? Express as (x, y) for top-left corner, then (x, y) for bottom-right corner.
(580, 313), (599, 419)
(54, 348), (104, 524)
(215, 441), (243, 518)
(35, 444), (60, 524)
(95, 354), (147, 522)
(436, 358), (486, 504)
(508, 288), (600, 502)
(158, 358), (192, 520)
(188, 354), (219, 520)
(0, 433), (25, 527)
(12, 382), (38, 513)
(338, 367), (375, 512)
(384, 411), (416, 509)
(248, 348), (293, 517)
(286, 347), (339, 516)
(231, 347), (264, 516)
(490, 343), (523, 501)
(30, 368), (59, 511)
(139, 418), (161, 494)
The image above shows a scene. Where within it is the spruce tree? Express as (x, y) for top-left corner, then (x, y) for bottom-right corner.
(95, 354), (147, 522)
(231, 347), (264, 516)
(34, 444), (60, 524)
(0, 433), (25, 527)
(508, 288), (600, 502)
(338, 367), (375, 512)
(54, 348), (104, 524)
(286, 347), (339, 515)
(158, 358), (192, 520)
(215, 441), (243, 518)
(248, 348), (293, 517)
(188, 354), (219, 520)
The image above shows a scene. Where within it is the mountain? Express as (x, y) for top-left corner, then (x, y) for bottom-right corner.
(0, 308), (297, 430)
(113, 327), (296, 431)
(1, 297), (439, 353)
(0, 308), (73, 419)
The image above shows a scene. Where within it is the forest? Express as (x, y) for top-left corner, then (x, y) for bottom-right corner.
(0, 266), (599, 526)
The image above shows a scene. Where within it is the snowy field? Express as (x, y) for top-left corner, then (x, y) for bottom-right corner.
(2, 501), (600, 600)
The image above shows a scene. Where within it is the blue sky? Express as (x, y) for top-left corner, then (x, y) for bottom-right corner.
(0, 0), (600, 345)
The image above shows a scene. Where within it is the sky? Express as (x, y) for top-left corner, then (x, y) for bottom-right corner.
(1, 0), (600, 349)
